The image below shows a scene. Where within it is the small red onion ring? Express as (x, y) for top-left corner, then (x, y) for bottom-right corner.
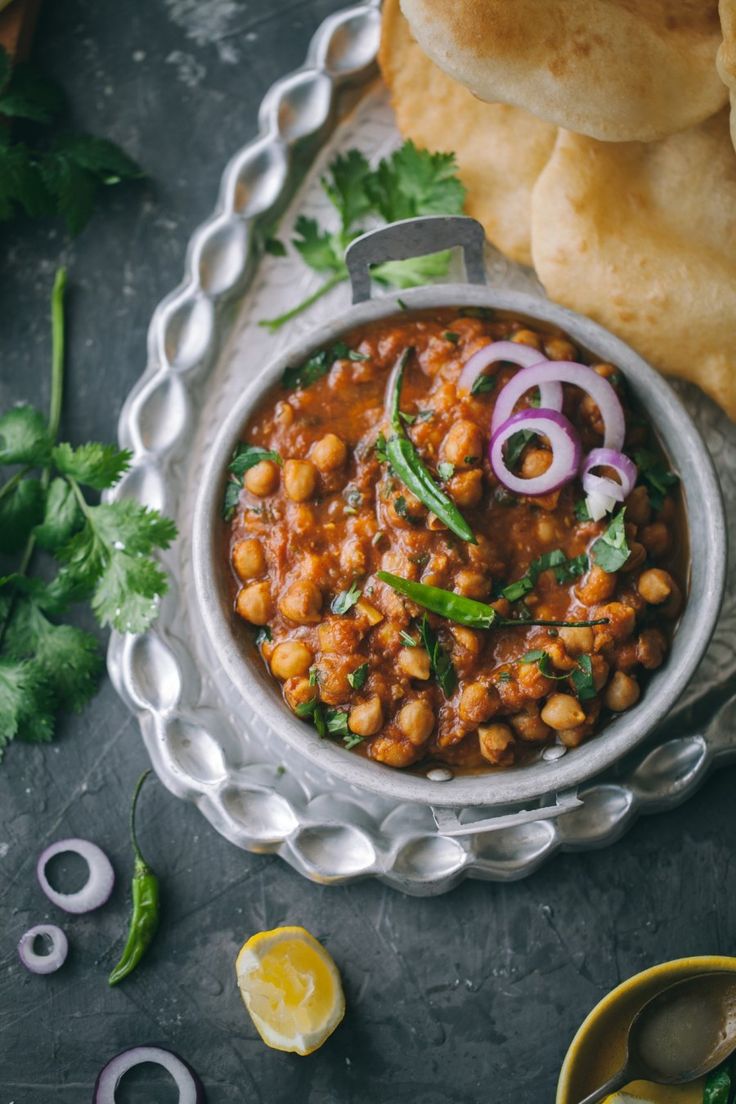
(94, 1046), (206, 1104)
(491, 360), (625, 450)
(582, 447), (638, 520)
(458, 340), (558, 403)
(490, 408), (582, 495)
(18, 923), (68, 975)
(37, 838), (114, 915)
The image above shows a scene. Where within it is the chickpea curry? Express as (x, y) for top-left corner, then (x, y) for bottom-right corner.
(224, 310), (684, 773)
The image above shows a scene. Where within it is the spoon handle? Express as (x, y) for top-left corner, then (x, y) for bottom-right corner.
(574, 1065), (630, 1104)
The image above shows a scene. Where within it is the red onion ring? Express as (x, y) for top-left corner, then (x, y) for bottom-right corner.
(490, 409), (582, 495)
(94, 1046), (206, 1104)
(491, 360), (625, 450)
(18, 923), (68, 975)
(37, 838), (114, 914)
(582, 447), (638, 520)
(458, 340), (557, 401)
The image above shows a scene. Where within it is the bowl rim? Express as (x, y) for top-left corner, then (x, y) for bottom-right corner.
(191, 284), (726, 809)
(555, 954), (736, 1103)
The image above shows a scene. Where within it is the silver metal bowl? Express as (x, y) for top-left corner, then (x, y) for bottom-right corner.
(192, 215), (726, 810)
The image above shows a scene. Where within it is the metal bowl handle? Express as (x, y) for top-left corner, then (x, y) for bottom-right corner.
(345, 215), (487, 304)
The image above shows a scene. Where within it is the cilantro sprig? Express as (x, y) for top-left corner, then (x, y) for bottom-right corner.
(0, 271), (176, 758)
(260, 141), (466, 332)
(502, 549), (588, 603)
(0, 46), (141, 234)
(591, 510), (630, 573)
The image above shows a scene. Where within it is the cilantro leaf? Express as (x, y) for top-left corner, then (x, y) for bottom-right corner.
(0, 658), (55, 752)
(633, 449), (678, 511)
(591, 510), (630, 573)
(52, 442), (132, 489)
(292, 215), (344, 275)
(0, 142), (53, 221)
(520, 649), (546, 664)
(52, 134), (141, 183)
(570, 655), (596, 701)
(471, 374), (497, 396)
(227, 443), (282, 479)
(264, 237), (286, 257)
(501, 549), (587, 602)
(574, 498), (592, 522)
(342, 731), (364, 751)
(418, 613), (457, 697)
(282, 344), (357, 390)
(372, 250), (453, 290)
(504, 429), (536, 472)
(347, 662), (369, 690)
(325, 708), (351, 738)
(33, 477), (84, 551)
(322, 149), (372, 231)
(399, 630), (418, 647)
(92, 551), (169, 633)
(4, 599), (102, 713)
(88, 500), (177, 555)
(222, 482), (242, 523)
(295, 696), (327, 738)
(437, 461), (455, 482)
(0, 478), (45, 553)
(0, 63), (64, 123)
(331, 581), (362, 616)
(0, 405), (52, 465)
(366, 141), (465, 222)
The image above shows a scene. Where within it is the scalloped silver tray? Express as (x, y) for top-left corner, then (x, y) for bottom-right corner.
(107, 0), (736, 894)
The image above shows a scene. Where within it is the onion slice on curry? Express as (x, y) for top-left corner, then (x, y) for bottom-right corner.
(489, 408), (581, 495)
(458, 339), (555, 398)
(582, 447), (638, 521)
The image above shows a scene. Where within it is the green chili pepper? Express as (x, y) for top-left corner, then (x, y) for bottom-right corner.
(382, 348), (476, 543)
(376, 571), (610, 631)
(108, 770), (160, 986)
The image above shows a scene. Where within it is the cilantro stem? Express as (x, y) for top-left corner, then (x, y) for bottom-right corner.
(259, 271), (347, 332)
(49, 268), (67, 443)
(0, 465), (32, 504)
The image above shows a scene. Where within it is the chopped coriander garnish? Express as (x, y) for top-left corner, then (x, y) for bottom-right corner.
(254, 626), (272, 646)
(397, 298), (409, 311)
(501, 549), (588, 602)
(347, 662), (369, 690)
(375, 432), (389, 464)
(295, 696), (327, 738)
(504, 429), (537, 471)
(470, 373), (497, 396)
(574, 498), (592, 522)
(331, 581), (362, 615)
(459, 307), (494, 320)
(409, 552), (430, 568)
(342, 732), (364, 750)
(282, 343), (363, 391)
(417, 613), (457, 697)
(443, 331), (460, 344)
(520, 649), (546, 664)
(414, 410), (435, 423)
(591, 510), (630, 573)
(223, 444), (282, 520)
(570, 655), (597, 701)
(497, 671), (512, 683)
(347, 349), (369, 362)
(264, 237), (287, 257)
(308, 665), (320, 686)
(464, 455), (479, 465)
(437, 461), (455, 482)
(393, 495), (410, 520)
(634, 448), (678, 511)
(399, 630), (418, 647)
(325, 708), (351, 738)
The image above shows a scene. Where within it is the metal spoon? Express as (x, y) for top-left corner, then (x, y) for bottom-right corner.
(576, 971), (736, 1104)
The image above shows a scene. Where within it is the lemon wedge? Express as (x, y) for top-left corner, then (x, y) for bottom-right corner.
(235, 926), (345, 1056)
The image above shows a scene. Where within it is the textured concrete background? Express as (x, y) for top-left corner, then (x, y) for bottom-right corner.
(0, 2), (734, 1101)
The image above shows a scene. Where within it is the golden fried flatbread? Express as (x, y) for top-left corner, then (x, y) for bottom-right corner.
(718, 0), (736, 151)
(400, 0), (728, 143)
(531, 111), (736, 417)
(379, 0), (556, 265)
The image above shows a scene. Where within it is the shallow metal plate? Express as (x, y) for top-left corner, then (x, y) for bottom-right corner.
(107, 0), (736, 894)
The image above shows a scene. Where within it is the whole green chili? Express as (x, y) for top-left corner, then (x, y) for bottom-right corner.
(382, 348), (476, 543)
(376, 571), (610, 631)
(108, 769), (160, 986)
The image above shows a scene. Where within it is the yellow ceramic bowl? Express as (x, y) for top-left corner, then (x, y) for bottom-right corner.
(557, 955), (736, 1104)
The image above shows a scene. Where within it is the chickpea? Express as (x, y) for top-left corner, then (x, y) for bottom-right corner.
(454, 569), (491, 599)
(349, 695), (383, 737)
(459, 682), (500, 723)
(605, 671), (640, 712)
(536, 516), (558, 544)
(448, 469), (484, 508)
(232, 538), (266, 580)
(340, 538), (367, 576)
(318, 618), (364, 654)
(640, 521), (671, 559)
(398, 647), (431, 680)
(441, 420), (484, 468)
(370, 735), (419, 768)
(595, 601), (637, 643)
(279, 579), (323, 624)
(315, 655), (354, 705)
(235, 581), (272, 625)
(284, 676), (316, 713)
(244, 459), (279, 497)
(575, 564), (617, 606)
(388, 489), (426, 527)
(541, 694), (586, 731)
(450, 625), (483, 658)
(520, 448), (551, 479)
(590, 654), (610, 690)
(275, 401), (294, 427)
(510, 707), (552, 743)
(636, 628), (667, 670)
(283, 459), (318, 502)
(517, 660), (554, 698)
(478, 723), (515, 766)
(270, 641), (313, 680)
(544, 336), (576, 361)
(397, 699), (435, 745)
(558, 725), (588, 749)
(558, 625), (594, 657)
(511, 328), (543, 351)
(427, 512), (449, 531)
(638, 568), (674, 604)
(621, 541), (646, 573)
(625, 485), (652, 527)
(310, 433), (347, 472)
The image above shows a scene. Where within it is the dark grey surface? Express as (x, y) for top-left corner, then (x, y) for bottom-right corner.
(0, 2), (734, 1101)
